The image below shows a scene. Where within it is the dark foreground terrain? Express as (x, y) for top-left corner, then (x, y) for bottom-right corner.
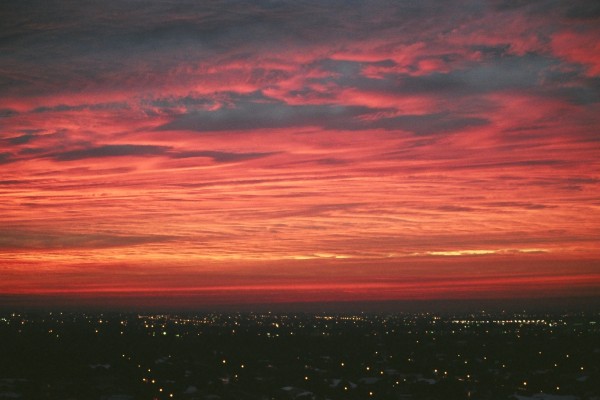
(0, 310), (598, 400)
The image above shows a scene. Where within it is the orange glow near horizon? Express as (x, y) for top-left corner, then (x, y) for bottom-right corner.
(1, 1), (599, 309)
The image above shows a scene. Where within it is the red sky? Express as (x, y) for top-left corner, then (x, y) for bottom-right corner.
(1, 0), (599, 309)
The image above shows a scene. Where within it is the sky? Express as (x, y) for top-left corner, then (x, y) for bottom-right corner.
(1, 0), (599, 309)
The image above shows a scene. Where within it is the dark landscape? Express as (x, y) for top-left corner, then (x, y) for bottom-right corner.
(1, 309), (598, 400)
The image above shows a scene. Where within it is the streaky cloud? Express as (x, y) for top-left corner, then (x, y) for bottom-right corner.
(52, 144), (170, 161)
(0, 230), (175, 250)
(172, 150), (278, 163)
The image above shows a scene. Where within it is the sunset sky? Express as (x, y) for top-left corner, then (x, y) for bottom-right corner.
(1, 0), (599, 309)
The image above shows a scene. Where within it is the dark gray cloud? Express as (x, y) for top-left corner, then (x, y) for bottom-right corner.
(0, 229), (174, 250)
(452, 159), (568, 170)
(352, 53), (556, 96)
(157, 95), (373, 132)
(173, 150), (277, 163)
(436, 205), (476, 212)
(142, 96), (216, 113)
(52, 144), (170, 161)
(0, 0), (451, 97)
(0, 152), (13, 164)
(526, 176), (600, 192)
(0, 109), (17, 118)
(545, 78), (600, 105)
(302, 52), (600, 107)
(367, 113), (489, 135)
(313, 158), (349, 166)
(47, 144), (278, 164)
(33, 102), (129, 113)
(158, 93), (487, 134)
(564, 0), (600, 19)
(484, 201), (555, 210)
(1, 0), (594, 114)
(6, 133), (37, 145)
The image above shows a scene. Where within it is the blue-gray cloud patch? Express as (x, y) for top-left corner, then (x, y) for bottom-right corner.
(0, 0), (452, 98)
(0, 152), (13, 164)
(53, 144), (170, 161)
(6, 133), (37, 145)
(49, 144), (279, 164)
(157, 97), (372, 132)
(0, 229), (175, 250)
(564, 0), (600, 19)
(0, 109), (18, 118)
(157, 94), (487, 135)
(33, 102), (129, 113)
(306, 52), (600, 106)
(367, 113), (489, 135)
(484, 201), (555, 210)
(173, 150), (277, 163)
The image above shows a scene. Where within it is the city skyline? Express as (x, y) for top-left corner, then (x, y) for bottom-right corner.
(1, 0), (599, 309)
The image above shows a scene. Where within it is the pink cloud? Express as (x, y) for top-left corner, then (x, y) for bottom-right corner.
(551, 29), (600, 76)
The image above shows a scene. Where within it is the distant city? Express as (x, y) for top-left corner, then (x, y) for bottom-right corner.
(0, 310), (598, 400)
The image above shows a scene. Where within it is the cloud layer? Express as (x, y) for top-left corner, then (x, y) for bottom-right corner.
(1, 0), (599, 305)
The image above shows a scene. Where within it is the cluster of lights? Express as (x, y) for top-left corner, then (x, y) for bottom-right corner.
(451, 319), (550, 325)
(0, 311), (596, 400)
